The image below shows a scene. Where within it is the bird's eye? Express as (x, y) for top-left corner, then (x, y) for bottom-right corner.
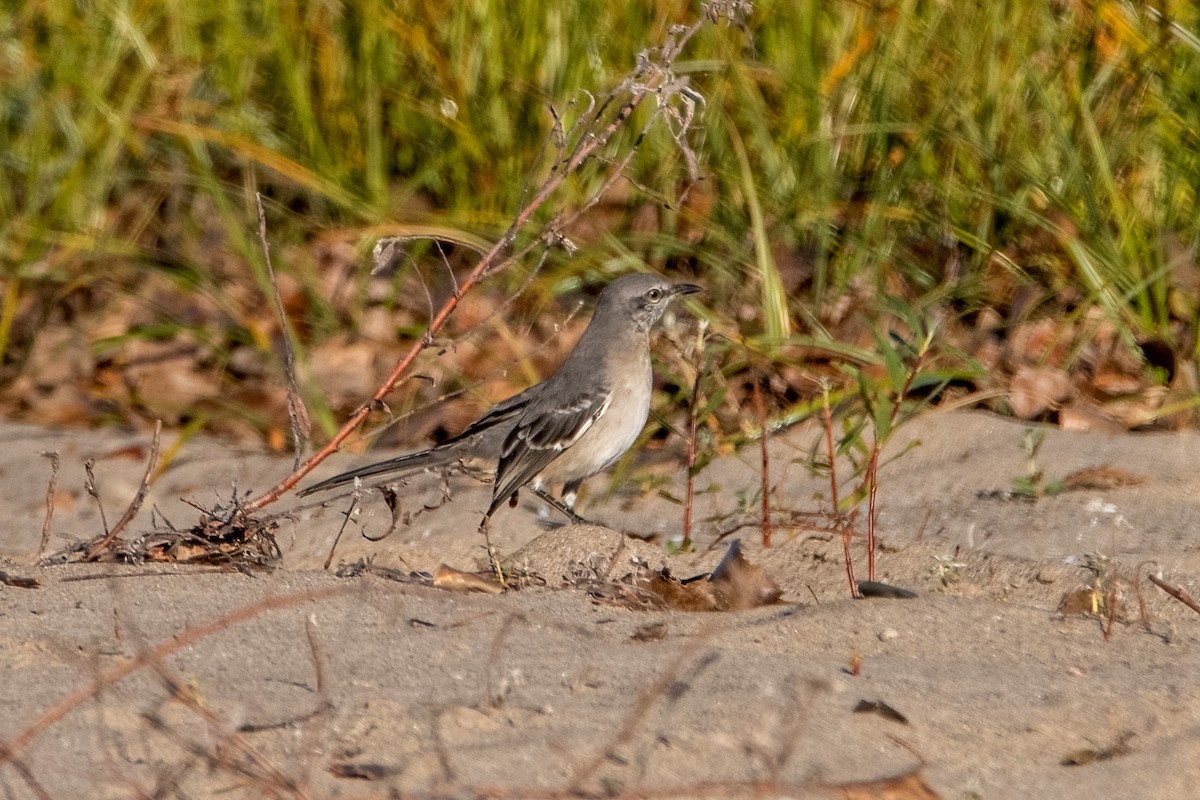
(647, 288), (663, 302)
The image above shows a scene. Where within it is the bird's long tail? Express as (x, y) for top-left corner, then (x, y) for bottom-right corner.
(297, 447), (457, 496)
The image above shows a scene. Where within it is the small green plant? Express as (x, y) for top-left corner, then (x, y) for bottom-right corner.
(1011, 427), (1067, 499)
(817, 302), (963, 596)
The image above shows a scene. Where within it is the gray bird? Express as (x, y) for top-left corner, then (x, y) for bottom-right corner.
(300, 273), (701, 523)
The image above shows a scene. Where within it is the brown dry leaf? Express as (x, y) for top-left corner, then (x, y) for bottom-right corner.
(1007, 317), (1069, 368)
(117, 338), (221, 413)
(1061, 464), (1145, 491)
(432, 564), (502, 594)
(1096, 388), (1168, 430)
(1057, 587), (1100, 617)
(1057, 403), (1125, 433)
(834, 769), (943, 799)
(21, 384), (97, 427)
(1008, 365), (1072, 419)
(603, 540), (782, 612)
(708, 539), (784, 610)
(309, 338), (387, 409)
(647, 570), (724, 611)
(1090, 369), (1144, 397)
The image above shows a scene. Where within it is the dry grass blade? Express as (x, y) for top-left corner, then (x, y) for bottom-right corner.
(256, 192), (310, 469)
(38, 450), (60, 562)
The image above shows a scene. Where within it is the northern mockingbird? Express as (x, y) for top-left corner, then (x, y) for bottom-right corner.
(300, 273), (701, 523)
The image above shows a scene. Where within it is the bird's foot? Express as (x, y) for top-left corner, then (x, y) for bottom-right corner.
(478, 519), (508, 589)
(531, 487), (592, 525)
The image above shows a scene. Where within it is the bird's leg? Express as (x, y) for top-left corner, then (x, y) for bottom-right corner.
(477, 513), (507, 588)
(531, 485), (590, 525)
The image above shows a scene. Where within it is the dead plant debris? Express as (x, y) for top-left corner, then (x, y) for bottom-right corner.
(1060, 730), (1136, 766)
(1061, 464), (1145, 490)
(852, 698), (909, 725)
(327, 761), (397, 781)
(50, 491), (281, 572)
(0, 571), (42, 589)
(583, 539), (782, 612)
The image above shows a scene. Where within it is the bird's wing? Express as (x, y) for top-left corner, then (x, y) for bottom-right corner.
(487, 381), (612, 515)
(299, 387), (536, 496)
(446, 385), (532, 442)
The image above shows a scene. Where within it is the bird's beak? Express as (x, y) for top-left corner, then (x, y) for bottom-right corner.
(672, 283), (703, 297)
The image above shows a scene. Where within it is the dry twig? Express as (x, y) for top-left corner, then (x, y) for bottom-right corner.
(86, 420), (162, 560)
(1147, 572), (1200, 616)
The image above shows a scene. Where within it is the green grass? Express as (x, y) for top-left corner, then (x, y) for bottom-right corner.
(2, 0), (1199, 437)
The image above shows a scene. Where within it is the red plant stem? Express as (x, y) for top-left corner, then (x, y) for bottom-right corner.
(866, 441), (880, 582)
(823, 388), (858, 598)
(865, 348), (925, 580)
(752, 379), (772, 548)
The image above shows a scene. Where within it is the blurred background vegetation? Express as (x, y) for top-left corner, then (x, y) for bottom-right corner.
(2, 0), (1199, 455)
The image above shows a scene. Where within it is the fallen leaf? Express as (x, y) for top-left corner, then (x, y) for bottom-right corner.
(1061, 464), (1145, 491)
(1057, 403), (1125, 433)
(1008, 365), (1072, 419)
(833, 769), (943, 799)
(589, 541), (782, 612)
(1057, 587), (1099, 617)
(707, 539), (783, 610)
(432, 564), (502, 594)
(853, 698), (909, 724)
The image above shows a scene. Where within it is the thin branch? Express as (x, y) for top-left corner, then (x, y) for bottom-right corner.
(86, 421), (162, 560)
(1148, 572), (1200, 616)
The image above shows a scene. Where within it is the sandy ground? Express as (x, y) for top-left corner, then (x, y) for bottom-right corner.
(1, 409), (1199, 799)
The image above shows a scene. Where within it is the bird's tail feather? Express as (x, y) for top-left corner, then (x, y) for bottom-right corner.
(298, 447), (454, 496)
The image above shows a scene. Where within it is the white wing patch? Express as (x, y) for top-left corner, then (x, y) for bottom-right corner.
(555, 393), (610, 451)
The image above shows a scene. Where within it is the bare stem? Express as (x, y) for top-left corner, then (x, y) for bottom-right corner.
(823, 384), (858, 598)
(752, 378), (773, 548)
